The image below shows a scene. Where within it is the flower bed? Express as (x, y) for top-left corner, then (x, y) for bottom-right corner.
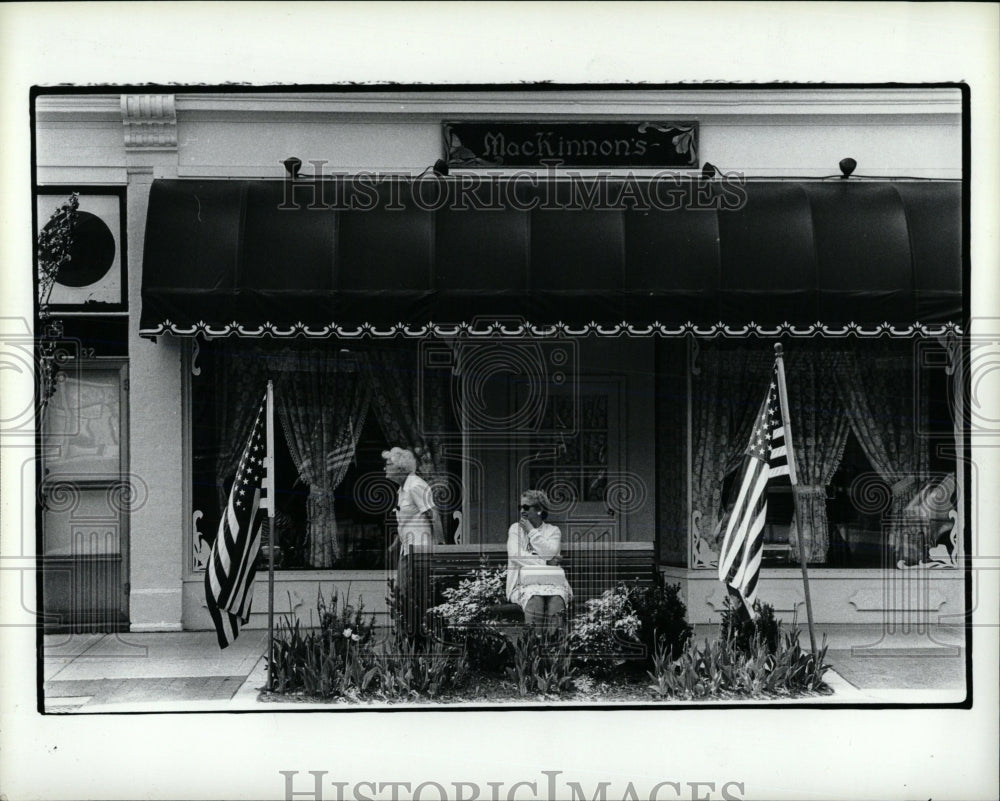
(264, 576), (832, 704)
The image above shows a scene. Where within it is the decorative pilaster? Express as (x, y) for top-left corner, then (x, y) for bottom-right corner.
(121, 94), (177, 150)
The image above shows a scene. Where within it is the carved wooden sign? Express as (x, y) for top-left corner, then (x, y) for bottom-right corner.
(444, 121), (698, 168)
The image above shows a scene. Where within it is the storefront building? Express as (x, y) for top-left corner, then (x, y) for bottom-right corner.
(34, 88), (966, 632)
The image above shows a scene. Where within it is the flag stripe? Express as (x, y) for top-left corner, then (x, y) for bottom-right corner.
(718, 456), (761, 574)
(720, 457), (767, 577)
(718, 360), (793, 616)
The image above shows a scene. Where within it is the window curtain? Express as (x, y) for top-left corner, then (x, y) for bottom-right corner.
(690, 346), (772, 564)
(362, 348), (450, 512)
(834, 342), (929, 565)
(784, 350), (851, 565)
(275, 349), (370, 568)
(212, 343), (267, 511)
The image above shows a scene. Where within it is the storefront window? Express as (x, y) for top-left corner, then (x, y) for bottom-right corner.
(191, 340), (459, 571)
(693, 339), (957, 570)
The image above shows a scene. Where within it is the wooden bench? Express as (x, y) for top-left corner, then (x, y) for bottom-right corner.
(405, 542), (657, 628)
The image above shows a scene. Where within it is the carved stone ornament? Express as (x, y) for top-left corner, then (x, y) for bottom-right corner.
(121, 94), (177, 150)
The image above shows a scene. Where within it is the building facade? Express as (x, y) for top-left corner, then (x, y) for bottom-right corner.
(34, 88), (966, 633)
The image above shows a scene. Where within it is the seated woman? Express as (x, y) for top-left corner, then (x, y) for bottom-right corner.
(506, 489), (573, 634)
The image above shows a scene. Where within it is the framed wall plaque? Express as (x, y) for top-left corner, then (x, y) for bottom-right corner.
(36, 186), (127, 312)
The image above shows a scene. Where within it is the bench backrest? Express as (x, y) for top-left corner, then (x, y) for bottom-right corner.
(407, 542), (657, 617)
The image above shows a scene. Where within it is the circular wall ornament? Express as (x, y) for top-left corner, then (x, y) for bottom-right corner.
(50, 210), (116, 288)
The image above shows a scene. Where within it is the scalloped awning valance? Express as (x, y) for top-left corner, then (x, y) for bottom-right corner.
(139, 177), (962, 337)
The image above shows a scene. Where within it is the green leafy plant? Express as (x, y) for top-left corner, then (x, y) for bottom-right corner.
(648, 611), (832, 700)
(568, 579), (692, 676)
(427, 566), (508, 626)
(719, 595), (781, 655)
(505, 628), (577, 697)
(630, 576), (693, 666)
(267, 587), (376, 698)
(366, 625), (469, 700)
(268, 585), (470, 702)
(568, 583), (643, 675)
(426, 566), (514, 672)
(35, 193), (80, 413)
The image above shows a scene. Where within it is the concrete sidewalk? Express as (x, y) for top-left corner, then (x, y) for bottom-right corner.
(41, 623), (968, 712)
(43, 629), (269, 712)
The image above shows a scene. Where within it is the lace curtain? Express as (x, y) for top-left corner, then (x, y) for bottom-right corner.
(690, 346), (772, 562)
(275, 349), (370, 568)
(690, 345), (850, 567)
(834, 342), (929, 564)
(784, 350), (851, 564)
(212, 343), (267, 510)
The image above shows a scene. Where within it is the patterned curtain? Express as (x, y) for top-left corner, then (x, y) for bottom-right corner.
(834, 341), (929, 565)
(690, 345), (772, 565)
(212, 342), (268, 510)
(361, 347), (452, 526)
(784, 350), (851, 564)
(275, 349), (370, 568)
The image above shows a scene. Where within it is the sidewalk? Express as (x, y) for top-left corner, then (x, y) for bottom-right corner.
(42, 623), (968, 712)
(43, 629), (268, 712)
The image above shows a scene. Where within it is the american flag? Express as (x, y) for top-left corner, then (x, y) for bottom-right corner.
(205, 391), (271, 648)
(717, 360), (792, 615)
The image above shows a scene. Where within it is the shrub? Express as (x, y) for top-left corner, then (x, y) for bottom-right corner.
(427, 567), (507, 626)
(426, 567), (513, 673)
(719, 595), (781, 655)
(631, 576), (693, 665)
(568, 583), (644, 675)
(569, 579), (692, 675)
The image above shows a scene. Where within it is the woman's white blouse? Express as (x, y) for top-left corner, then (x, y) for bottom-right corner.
(506, 521), (573, 608)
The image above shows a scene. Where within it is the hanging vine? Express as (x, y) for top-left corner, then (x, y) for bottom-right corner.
(36, 193), (79, 413)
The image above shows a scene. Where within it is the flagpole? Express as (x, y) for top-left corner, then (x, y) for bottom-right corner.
(265, 380), (276, 691)
(774, 343), (818, 657)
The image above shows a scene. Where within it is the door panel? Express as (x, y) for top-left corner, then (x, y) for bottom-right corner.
(517, 377), (623, 542)
(40, 362), (129, 632)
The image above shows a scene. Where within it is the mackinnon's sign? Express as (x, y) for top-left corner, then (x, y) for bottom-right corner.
(444, 122), (698, 168)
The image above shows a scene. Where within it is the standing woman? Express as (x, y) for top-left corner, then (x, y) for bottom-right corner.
(384, 447), (444, 636)
(506, 489), (572, 633)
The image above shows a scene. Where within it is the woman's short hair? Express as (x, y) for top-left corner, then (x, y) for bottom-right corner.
(382, 446), (417, 474)
(521, 488), (550, 518)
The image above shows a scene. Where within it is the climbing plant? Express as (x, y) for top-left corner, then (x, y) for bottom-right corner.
(36, 193), (79, 413)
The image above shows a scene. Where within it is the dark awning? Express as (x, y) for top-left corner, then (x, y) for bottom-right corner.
(140, 177), (963, 337)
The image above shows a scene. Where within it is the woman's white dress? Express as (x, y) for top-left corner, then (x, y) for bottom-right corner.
(506, 521), (573, 609)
